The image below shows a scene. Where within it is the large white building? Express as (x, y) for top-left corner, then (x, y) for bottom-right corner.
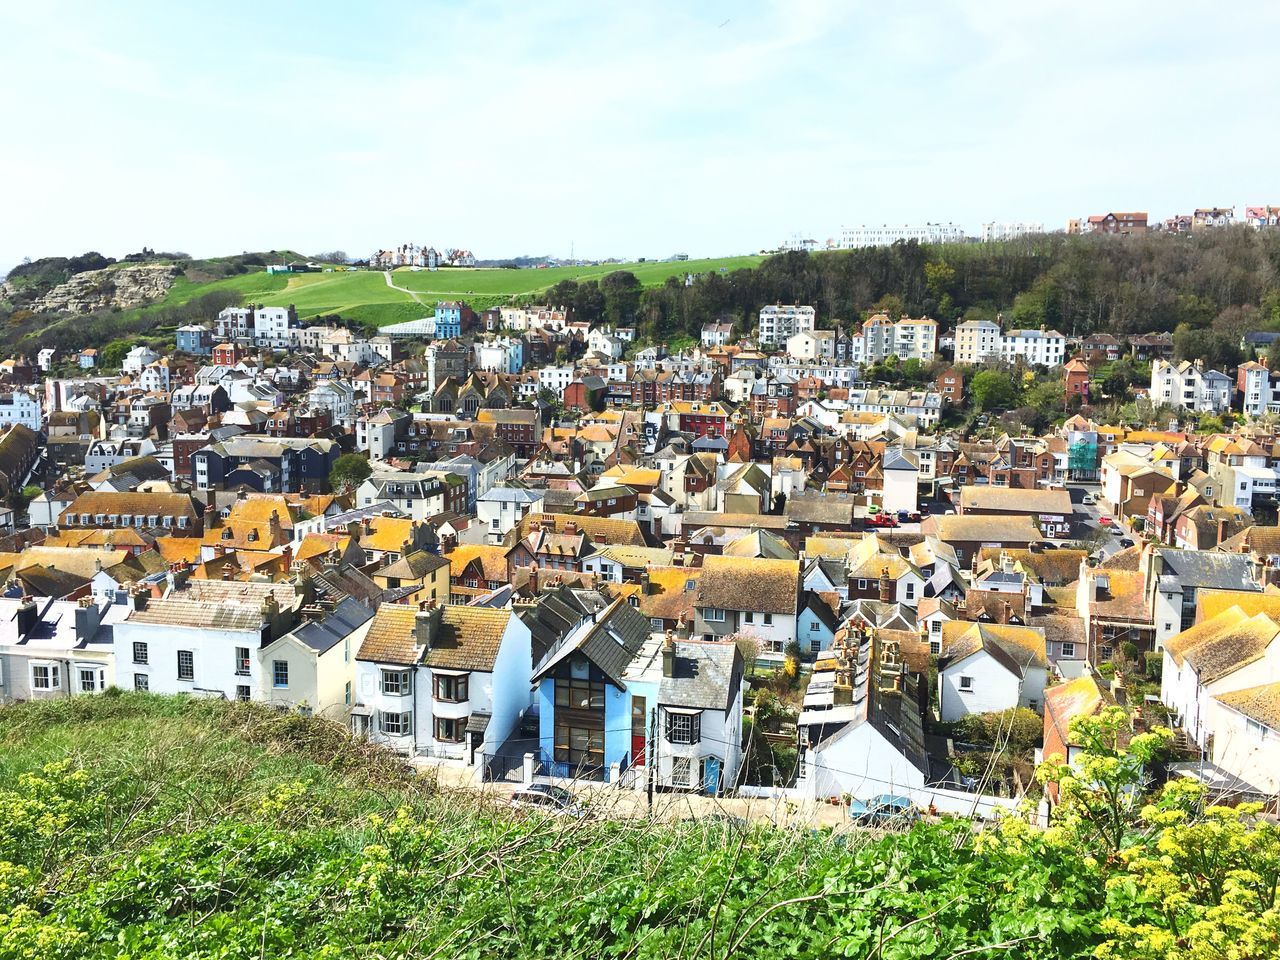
(1150, 359), (1235, 413)
(1001, 328), (1067, 367)
(852, 314), (937, 363)
(980, 222), (1044, 242)
(839, 223), (965, 248)
(0, 390), (42, 431)
(758, 304), (817, 345)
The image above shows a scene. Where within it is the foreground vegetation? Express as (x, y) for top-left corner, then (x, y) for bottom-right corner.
(1, 695), (1276, 959)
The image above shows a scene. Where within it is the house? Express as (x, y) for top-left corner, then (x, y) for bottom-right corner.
(60, 490), (204, 537)
(176, 324), (213, 356)
(257, 598), (375, 718)
(1150, 359), (1235, 413)
(1063, 357), (1091, 403)
(530, 595), (654, 781)
(957, 486), (1073, 539)
(477, 487), (546, 544)
(757, 304), (816, 345)
(111, 584), (299, 699)
(796, 624), (931, 801)
(920, 514), (1044, 567)
(1143, 546), (1260, 651)
(1041, 670), (1112, 803)
(701, 321), (734, 348)
(936, 621), (1048, 721)
(370, 550), (451, 605)
(0, 596), (131, 704)
(935, 366), (964, 405)
(692, 555), (800, 657)
(354, 601), (533, 765)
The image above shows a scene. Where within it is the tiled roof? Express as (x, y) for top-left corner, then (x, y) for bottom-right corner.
(128, 598), (265, 632)
(448, 544), (509, 583)
(941, 621), (1047, 673)
(696, 555), (799, 615)
(64, 490), (200, 520)
(423, 607), (514, 672)
(639, 566), (701, 623)
(1215, 682), (1280, 731)
(1164, 607), (1279, 682)
(358, 604), (420, 664)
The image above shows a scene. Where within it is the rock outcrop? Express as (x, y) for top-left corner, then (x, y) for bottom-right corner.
(8, 263), (180, 314)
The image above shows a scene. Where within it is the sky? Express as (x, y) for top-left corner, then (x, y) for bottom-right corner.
(2, 1), (1278, 268)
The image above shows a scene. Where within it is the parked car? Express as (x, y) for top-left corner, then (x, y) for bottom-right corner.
(1111, 526), (1123, 536)
(510, 784), (587, 818)
(848, 794), (919, 827)
(1099, 516), (1113, 526)
(1120, 538), (1135, 547)
(1082, 494), (1096, 505)
(866, 514), (898, 528)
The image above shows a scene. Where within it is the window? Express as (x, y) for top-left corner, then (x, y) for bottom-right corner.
(134, 673), (149, 691)
(930, 639), (941, 655)
(651, 618), (664, 629)
(79, 668), (100, 693)
(31, 664), (60, 690)
(857, 579), (868, 590)
(959, 675), (974, 691)
(382, 669), (412, 696)
(1061, 642), (1076, 658)
(176, 650), (194, 681)
(272, 660), (289, 689)
(763, 613), (773, 625)
(904, 582), (915, 600)
(433, 674), (469, 702)
(671, 756), (694, 789)
(435, 717), (465, 743)
(236, 685), (251, 702)
(344, 681), (351, 706)
(703, 607), (726, 623)
(1246, 718), (1271, 740)
(380, 711), (412, 736)
(132, 641), (148, 665)
(665, 711), (701, 745)
(744, 612), (754, 624)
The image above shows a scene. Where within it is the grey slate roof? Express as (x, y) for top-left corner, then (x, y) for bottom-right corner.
(531, 596), (653, 689)
(283, 597), (374, 653)
(660, 641), (742, 712)
(1159, 551), (1258, 592)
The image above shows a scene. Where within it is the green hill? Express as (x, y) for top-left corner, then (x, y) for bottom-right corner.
(1, 694), (1268, 959)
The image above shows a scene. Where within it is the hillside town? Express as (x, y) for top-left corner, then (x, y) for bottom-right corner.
(0, 288), (1277, 819)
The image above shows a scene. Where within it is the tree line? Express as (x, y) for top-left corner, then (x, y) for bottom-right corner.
(529, 228), (1280, 348)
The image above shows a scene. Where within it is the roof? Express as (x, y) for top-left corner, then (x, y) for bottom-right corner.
(959, 486), (1072, 515)
(64, 490), (200, 520)
(378, 550), (450, 582)
(660, 640), (743, 712)
(722, 529), (796, 561)
(127, 598), (265, 632)
(1044, 674), (1105, 750)
(695, 555), (799, 615)
(1157, 550), (1258, 592)
(531, 596), (653, 688)
(940, 621), (1047, 675)
(922, 514), (1045, 545)
(447, 544), (509, 583)
(638, 567), (701, 623)
(1215, 682), (1280, 731)
(278, 598), (374, 653)
(423, 607), (515, 672)
(1164, 606), (1279, 683)
(517, 513), (646, 547)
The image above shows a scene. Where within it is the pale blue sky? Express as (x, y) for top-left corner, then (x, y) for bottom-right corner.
(2, 1), (1277, 266)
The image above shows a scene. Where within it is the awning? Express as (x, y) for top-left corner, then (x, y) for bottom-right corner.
(465, 712), (491, 734)
(432, 668), (471, 677)
(348, 704), (372, 717)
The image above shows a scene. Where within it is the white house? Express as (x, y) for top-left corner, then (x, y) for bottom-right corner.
(1150, 359), (1235, 413)
(0, 596), (129, 704)
(111, 591), (284, 700)
(693, 555), (799, 657)
(537, 365), (575, 400)
(880, 448), (919, 514)
(257, 598), (374, 719)
(253, 306), (294, 349)
(937, 621), (1048, 722)
(123, 345), (161, 374)
(477, 486), (545, 544)
(354, 602), (533, 766)
(0, 390), (42, 431)
(1001, 328), (1067, 367)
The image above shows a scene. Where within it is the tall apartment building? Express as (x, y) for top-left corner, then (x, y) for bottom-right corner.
(839, 223), (965, 248)
(758, 304), (816, 345)
(953, 319), (1002, 365)
(980, 222), (1043, 242)
(852, 314), (937, 363)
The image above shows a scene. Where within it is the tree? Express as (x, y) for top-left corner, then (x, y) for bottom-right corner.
(328, 453), (372, 494)
(1037, 705), (1172, 854)
(871, 293), (904, 319)
(970, 370), (1019, 411)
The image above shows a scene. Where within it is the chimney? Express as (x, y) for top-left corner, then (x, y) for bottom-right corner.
(130, 586), (149, 611)
(565, 520), (578, 536)
(74, 597), (102, 641)
(415, 600), (443, 650)
(268, 510), (282, 540)
(1000, 600), (1012, 625)
(16, 596), (38, 637)
(441, 533), (457, 554)
(879, 565), (892, 603)
(222, 564), (233, 581)
(662, 630), (675, 678)
(362, 517), (373, 534)
(528, 562), (538, 595)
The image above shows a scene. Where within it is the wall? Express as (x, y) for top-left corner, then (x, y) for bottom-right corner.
(484, 618), (533, 756)
(258, 635), (318, 711)
(1208, 700), (1280, 794)
(113, 620), (262, 699)
(939, 652), (1022, 723)
(807, 724), (927, 800)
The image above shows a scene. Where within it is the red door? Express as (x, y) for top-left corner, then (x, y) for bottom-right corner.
(631, 696), (647, 766)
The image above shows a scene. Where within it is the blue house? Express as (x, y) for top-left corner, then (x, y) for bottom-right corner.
(175, 324), (213, 356)
(797, 591), (842, 658)
(433, 301), (472, 340)
(526, 591), (745, 793)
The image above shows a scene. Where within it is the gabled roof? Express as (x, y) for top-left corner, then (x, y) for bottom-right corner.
(531, 596), (653, 688)
(940, 621), (1047, 675)
(1164, 606), (1279, 683)
(695, 555), (799, 615)
(1215, 682), (1280, 731)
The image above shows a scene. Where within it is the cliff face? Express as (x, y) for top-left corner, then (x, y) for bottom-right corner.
(4, 263), (179, 313)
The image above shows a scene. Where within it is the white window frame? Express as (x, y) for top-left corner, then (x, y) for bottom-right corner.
(272, 660), (289, 689)
(959, 675), (974, 691)
(31, 663), (61, 691)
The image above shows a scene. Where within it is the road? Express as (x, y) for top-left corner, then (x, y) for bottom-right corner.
(1067, 482), (1130, 559)
(382, 270), (426, 305)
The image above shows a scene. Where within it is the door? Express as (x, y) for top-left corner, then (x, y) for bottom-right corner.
(701, 756), (721, 796)
(631, 695), (647, 766)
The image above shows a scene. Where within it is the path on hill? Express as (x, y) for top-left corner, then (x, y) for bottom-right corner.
(382, 270), (425, 305)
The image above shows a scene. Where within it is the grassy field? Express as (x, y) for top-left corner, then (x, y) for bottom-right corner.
(245, 255), (765, 326)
